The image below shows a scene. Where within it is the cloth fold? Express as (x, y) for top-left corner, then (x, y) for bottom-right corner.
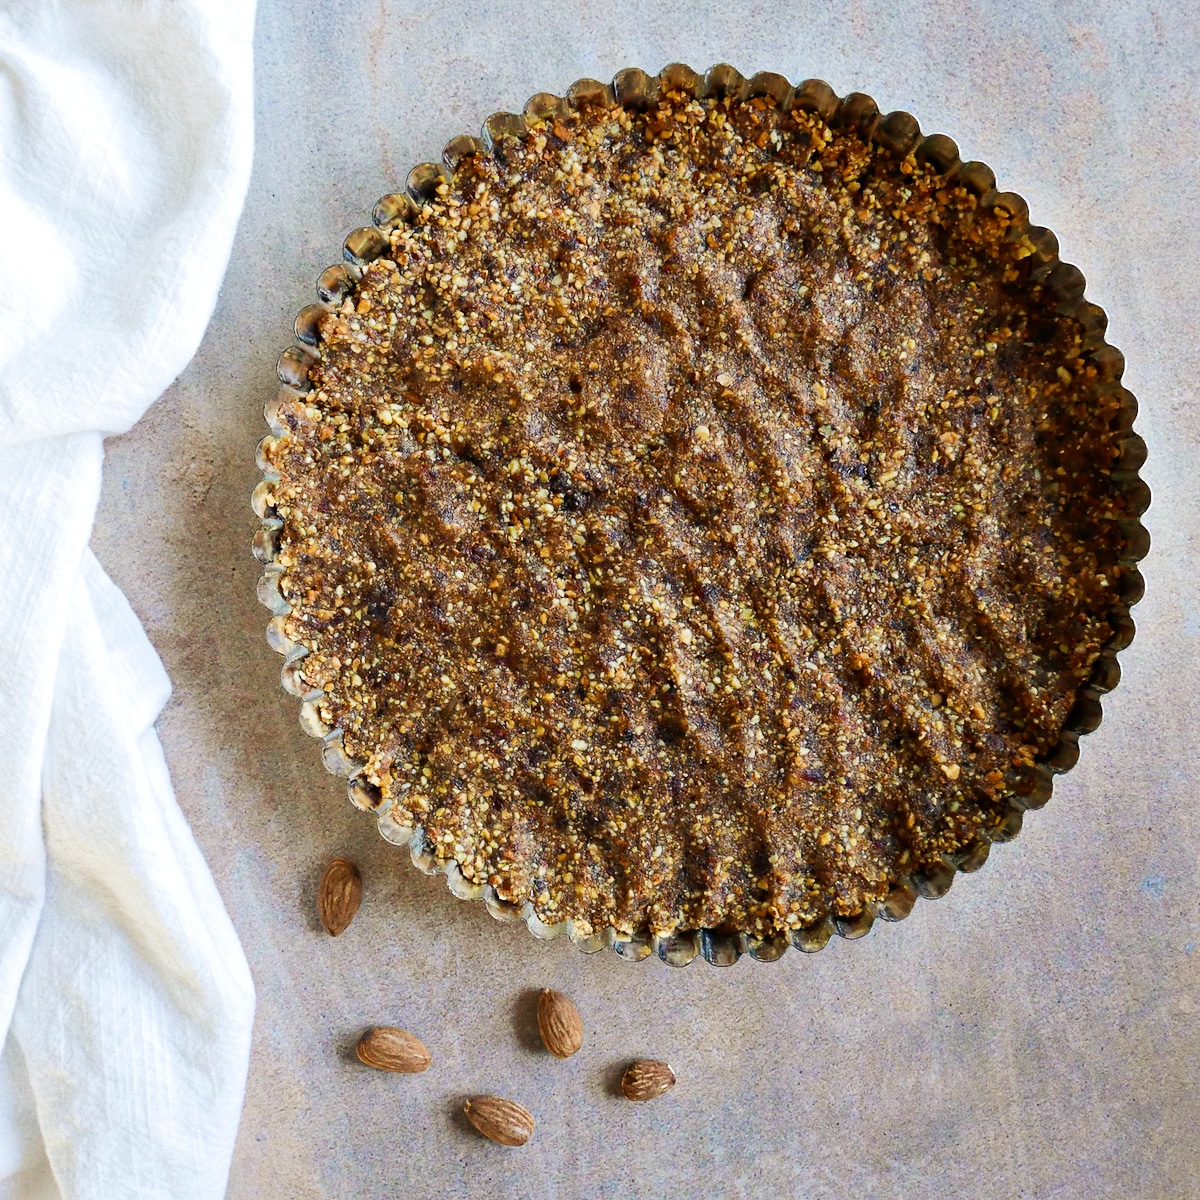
(0, 2), (258, 1196)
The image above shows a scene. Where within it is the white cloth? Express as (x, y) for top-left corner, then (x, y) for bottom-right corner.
(0, 2), (256, 1197)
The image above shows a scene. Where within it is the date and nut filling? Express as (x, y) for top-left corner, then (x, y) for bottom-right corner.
(264, 88), (1127, 939)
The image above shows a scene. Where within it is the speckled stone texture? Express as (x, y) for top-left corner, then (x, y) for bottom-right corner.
(92, 2), (1199, 1197)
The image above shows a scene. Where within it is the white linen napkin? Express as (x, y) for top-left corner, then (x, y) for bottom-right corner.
(0, 2), (257, 1196)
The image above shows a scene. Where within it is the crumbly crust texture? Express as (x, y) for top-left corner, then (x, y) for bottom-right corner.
(266, 90), (1127, 939)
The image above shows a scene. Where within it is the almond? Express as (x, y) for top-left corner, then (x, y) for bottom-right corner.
(621, 1058), (676, 1102)
(464, 1095), (534, 1146)
(355, 1026), (431, 1073)
(536, 988), (583, 1058)
(317, 857), (362, 936)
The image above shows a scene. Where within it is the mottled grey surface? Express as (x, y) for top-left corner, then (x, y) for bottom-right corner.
(92, 2), (1199, 1197)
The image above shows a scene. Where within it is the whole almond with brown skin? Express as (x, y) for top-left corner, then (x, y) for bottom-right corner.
(318, 857), (361, 936)
(621, 1059), (676, 1102)
(464, 1095), (534, 1146)
(536, 988), (583, 1058)
(355, 1027), (431, 1073)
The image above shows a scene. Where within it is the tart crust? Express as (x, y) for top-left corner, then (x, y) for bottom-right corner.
(255, 66), (1148, 964)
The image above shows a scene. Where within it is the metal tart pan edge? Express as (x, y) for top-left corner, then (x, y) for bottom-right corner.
(254, 63), (1149, 967)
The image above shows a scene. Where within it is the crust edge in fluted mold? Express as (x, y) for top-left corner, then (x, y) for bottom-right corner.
(252, 64), (1149, 966)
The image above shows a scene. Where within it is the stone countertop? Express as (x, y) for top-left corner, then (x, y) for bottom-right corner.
(92, 2), (1200, 1196)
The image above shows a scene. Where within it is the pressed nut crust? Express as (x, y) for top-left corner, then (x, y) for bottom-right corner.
(264, 86), (1128, 941)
